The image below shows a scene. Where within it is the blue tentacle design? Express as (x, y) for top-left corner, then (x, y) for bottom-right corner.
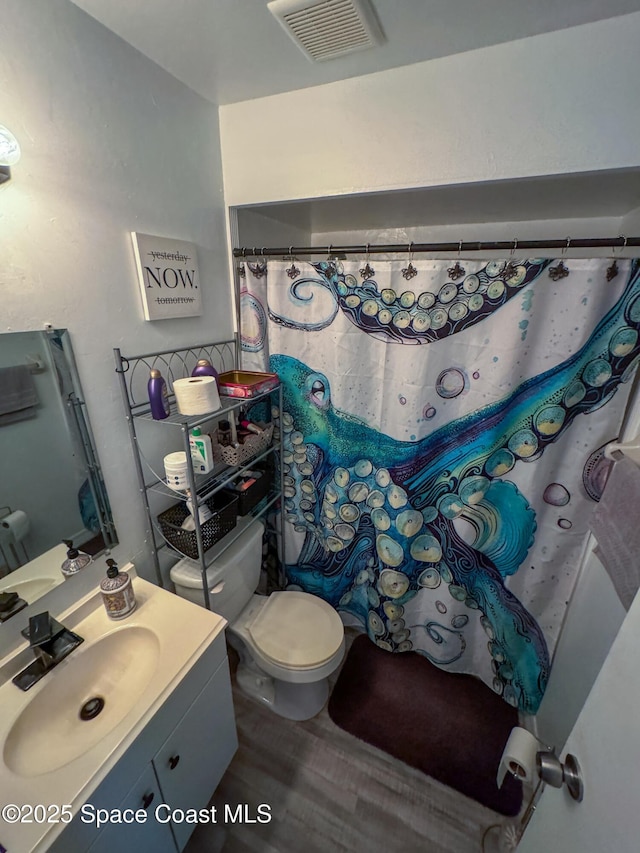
(271, 260), (640, 713)
(268, 258), (552, 343)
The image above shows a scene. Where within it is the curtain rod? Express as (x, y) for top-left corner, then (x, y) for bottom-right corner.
(233, 236), (640, 258)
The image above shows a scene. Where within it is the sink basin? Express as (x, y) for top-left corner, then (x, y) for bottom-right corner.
(0, 543), (67, 604)
(0, 576), (59, 602)
(3, 626), (160, 777)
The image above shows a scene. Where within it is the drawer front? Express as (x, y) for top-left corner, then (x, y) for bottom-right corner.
(87, 763), (176, 853)
(154, 657), (238, 850)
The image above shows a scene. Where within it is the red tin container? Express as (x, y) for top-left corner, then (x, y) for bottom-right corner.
(217, 370), (279, 398)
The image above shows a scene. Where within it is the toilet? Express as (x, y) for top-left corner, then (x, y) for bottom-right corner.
(170, 519), (345, 720)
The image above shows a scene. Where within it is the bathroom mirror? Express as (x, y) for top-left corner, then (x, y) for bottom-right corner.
(0, 329), (117, 619)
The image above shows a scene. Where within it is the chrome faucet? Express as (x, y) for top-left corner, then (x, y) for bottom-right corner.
(12, 611), (84, 691)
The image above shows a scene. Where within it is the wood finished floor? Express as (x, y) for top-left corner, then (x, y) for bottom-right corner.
(184, 631), (516, 853)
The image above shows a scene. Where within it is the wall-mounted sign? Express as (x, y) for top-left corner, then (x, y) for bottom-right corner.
(131, 232), (203, 321)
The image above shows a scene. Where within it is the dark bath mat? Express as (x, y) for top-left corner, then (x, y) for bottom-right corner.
(328, 634), (522, 816)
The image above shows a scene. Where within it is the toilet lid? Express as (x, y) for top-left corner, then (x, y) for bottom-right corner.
(248, 591), (343, 668)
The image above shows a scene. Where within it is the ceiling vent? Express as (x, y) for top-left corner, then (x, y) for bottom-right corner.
(267, 0), (384, 63)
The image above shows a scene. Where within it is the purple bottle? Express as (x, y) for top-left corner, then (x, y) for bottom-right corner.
(148, 368), (170, 420)
(191, 358), (219, 386)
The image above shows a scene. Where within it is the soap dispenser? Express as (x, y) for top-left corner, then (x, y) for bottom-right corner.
(61, 539), (93, 579)
(100, 558), (136, 620)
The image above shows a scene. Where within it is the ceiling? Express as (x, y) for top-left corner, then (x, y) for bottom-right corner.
(70, 0), (640, 106)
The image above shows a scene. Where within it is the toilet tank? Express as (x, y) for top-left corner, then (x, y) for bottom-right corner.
(169, 519), (264, 623)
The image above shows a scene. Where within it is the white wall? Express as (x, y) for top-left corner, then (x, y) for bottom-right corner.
(236, 208), (312, 255)
(220, 13), (640, 207)
(1, 0), (233, 580)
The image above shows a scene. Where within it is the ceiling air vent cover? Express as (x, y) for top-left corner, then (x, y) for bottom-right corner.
(268, 0), (384, 63)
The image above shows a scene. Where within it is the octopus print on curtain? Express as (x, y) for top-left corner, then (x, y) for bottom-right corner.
(240, 256), (640, 714)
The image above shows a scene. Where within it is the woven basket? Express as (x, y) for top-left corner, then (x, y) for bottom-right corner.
(157, 491), (238, 559)
(212, 422), (274, 467)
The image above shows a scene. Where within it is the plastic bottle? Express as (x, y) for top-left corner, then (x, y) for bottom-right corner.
(189, 426), (214, 473)
(100, 558), (136, 620)
(148, 368), (171, 420)
(191, 358), (219, 386)
(184, 492), (214, 529)
(217, 420), (232, 446)
(61, 539), (93, 579)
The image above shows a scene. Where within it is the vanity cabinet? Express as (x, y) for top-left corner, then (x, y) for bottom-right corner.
(86, 765), (173, 853)
(47, 631), (237, 853)
(113, 337), (286, 601)
(152, 653), (237, 850)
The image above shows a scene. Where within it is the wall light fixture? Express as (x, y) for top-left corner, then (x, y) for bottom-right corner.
(0, 124), (21, 185)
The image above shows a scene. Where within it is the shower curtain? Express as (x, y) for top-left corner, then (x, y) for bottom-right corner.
(240, 255), (640, 714)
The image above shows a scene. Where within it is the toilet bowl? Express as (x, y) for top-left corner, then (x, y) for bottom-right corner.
(170, 518), (345, 720)
(228, 590), (345, 719)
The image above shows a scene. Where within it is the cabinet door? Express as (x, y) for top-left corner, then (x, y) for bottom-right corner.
(154, 657), (238, 851)
(87, 763), (176, 853)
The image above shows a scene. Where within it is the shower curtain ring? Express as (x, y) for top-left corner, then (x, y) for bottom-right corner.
(328, 244), (333, 259)
(511, 238), (518, 257)
(458, 239), (463, 256)
(563, 237), (571, 255)
(402, 242), (418, 280)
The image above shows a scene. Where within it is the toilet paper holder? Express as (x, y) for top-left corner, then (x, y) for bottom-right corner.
(536, 750), (584, 802)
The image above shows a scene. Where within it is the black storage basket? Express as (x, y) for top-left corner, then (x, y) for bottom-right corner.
(157, 491), (238, 559)
(225, 465), (273, 515)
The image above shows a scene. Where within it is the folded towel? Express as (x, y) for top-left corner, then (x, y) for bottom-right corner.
(590, 455), (640, 610)
(0, 365), (38, 424)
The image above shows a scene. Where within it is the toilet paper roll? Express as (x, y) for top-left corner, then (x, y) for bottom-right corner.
(1, 510), (30, 543)
(497, 726), (541, 788)
(173, 376), (221, 415)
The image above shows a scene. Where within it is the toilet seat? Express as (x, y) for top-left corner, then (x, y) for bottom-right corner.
(247, 591), (344, 670)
